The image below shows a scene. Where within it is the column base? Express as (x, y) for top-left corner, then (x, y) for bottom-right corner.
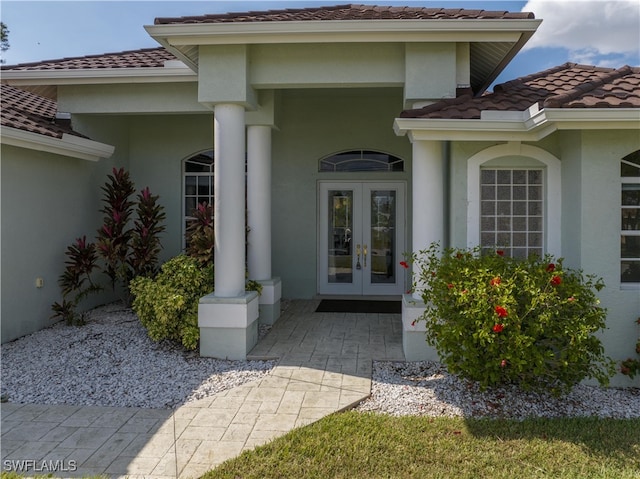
(198, 291), (260, 360)
(402, 294), (439, 362)
(256, 277), (282, 326)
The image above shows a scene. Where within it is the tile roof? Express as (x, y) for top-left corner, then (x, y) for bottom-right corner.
(1, 84), (86, 139)
(401, 63), (640, 119)
(1, 5), (533, 72)
(1, 48), (176, 71)
(154, 3), (534, 24)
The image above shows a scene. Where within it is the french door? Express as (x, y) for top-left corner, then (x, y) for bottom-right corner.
(319, 181), (406, 295)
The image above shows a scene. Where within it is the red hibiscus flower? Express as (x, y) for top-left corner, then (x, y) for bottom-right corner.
(500, 359), (507, 368)
(399, 261), (409, 269)
(490, 276), (501, 286)
(496, 250), (505, 256)
(492, 323), (505, 333)
(411, 320), (416, 327)
(550, 275), (562, 286)
(447, 283), (454, 289)
(494, 306), (508, 318)
(546, 263), (556, 272)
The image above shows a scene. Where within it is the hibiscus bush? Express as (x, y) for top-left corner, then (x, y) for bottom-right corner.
(411, 244), (615, 395)
(620, 317), (640, 379)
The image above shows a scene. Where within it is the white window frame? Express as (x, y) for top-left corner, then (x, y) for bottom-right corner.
(467, 143), (561, 257)
(182, 150), (214, 249)
(621, 151), (640, 286)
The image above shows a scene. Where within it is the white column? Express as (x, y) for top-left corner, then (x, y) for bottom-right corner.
(214, 103), (246, 297)
(412, 140), (444, 300)
(247, 125), (272, 281)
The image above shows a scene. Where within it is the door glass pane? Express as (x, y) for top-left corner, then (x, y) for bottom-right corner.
(370, 190), (396, 284)
(328, 190), (353, 284)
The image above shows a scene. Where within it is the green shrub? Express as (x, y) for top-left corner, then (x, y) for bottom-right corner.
(130, 255), (213, 350)
(411, 244), (615, 395)
(130, 254), (263, 350)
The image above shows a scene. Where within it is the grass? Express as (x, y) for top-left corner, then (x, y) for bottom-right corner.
(205, 412), (640, 479)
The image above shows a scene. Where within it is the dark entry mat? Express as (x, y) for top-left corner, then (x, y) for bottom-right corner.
(315, 299), (401, 314)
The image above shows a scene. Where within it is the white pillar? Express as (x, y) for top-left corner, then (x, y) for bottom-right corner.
(214, 103), (246, 297)
(247, 125), (272, 281)
(412, 140), (444, 300)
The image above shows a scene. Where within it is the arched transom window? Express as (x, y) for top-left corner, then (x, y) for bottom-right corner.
(319, 150), (404, 172)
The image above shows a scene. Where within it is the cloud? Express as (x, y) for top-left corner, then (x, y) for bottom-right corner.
(522, 0), (640, 65)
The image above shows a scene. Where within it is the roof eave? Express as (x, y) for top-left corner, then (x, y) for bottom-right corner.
(1, 126), (115, 162)
(1, 66), (197, 86)
(145, 19), (541, 43)
(474, 28), (536, 95)
(394, 108), (640, 142)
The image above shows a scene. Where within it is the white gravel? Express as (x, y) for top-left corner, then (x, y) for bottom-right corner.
(0, 302), (275, 409)
(2, 303), (639, 418)
(356, 360), (640, 419)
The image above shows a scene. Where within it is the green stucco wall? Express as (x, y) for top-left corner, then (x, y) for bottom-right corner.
(1, 117), (131, 343)
(1, 146), (102, 342)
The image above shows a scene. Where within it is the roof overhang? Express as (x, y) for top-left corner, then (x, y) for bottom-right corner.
(394, 106), (640, 142)
(1, 63), (196, 87)
(1, 126), (115, 162)
(145, 18), (540, 92)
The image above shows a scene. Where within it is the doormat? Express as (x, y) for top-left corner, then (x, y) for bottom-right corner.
(315, 299), (401, 314)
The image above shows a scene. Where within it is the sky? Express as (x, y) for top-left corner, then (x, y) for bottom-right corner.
(1, 0), (639, 89)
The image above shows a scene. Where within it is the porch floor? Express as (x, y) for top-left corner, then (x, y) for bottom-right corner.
(1, 300), (405, 479)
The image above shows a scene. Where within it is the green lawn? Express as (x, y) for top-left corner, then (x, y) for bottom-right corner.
(205, 412), (640, 479)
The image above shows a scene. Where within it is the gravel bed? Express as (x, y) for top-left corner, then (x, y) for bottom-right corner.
(356, 361), (640, 419)
(1, 303), (276, 409)
(3, 304), (639, 418)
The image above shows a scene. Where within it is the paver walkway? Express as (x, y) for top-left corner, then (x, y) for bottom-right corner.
(1, 300), (404, 478)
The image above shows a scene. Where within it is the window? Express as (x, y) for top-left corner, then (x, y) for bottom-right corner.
(480, 168), (544, 258)
(319, 150), (404, 172)
(466, 143), (561, 258)
(621, 150), (640, 283)
(183, 150), (214, 243)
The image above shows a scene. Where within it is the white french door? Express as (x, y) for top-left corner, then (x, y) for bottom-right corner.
(319, 181), (406, 295)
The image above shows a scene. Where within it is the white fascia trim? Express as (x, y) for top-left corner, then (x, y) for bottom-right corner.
(544, 108), (640, 128)
(1, 126), (115, 162)
(1, 67), (197, 86)
(145, 19), (540, 45)
(394, 118), (556, 142)
(394, 108), (640, 141)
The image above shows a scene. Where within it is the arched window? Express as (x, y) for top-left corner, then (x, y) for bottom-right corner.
(621, 149), (640, 283)
(183, 150), (214, 243)
(319, 150), (404, 172)
(467, 143), (561, 259)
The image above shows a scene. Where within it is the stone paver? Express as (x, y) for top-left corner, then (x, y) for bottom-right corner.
(1, 299), (404, 478)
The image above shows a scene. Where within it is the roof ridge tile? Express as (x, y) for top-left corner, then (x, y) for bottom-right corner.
(154, 4), (534, 24)
(543, 65), (634, 108)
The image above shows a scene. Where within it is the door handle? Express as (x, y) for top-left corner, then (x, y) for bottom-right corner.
(363, 244), (368, 268)
(356, 244), (362, 270)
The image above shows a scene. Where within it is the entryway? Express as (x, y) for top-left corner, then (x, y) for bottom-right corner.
(318, 181), (406, 295)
